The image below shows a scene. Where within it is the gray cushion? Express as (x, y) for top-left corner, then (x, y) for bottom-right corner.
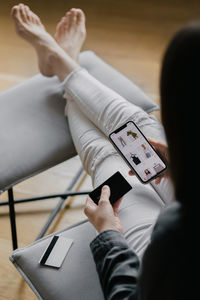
(0, 50), (158, 193)
(10, 220), (104, 300)
(8, 51), (159, 299)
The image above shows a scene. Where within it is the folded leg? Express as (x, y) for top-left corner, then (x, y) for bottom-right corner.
(65, 68), (174, 203)
(64, 68), (166, 142)
(67, 100), (173, 259)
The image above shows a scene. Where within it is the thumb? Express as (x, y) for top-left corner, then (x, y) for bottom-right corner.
(99, 185), (111, 204)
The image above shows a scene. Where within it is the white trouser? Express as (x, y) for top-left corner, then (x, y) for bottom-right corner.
(64, 68), (174, 259)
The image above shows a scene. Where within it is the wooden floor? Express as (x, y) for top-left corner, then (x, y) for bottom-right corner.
(0, 0), (200, 299)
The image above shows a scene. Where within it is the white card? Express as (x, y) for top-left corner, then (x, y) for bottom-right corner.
(39, 235), (73, 268)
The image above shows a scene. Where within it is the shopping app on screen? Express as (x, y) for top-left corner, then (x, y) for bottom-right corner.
(110, 122), (166, 182)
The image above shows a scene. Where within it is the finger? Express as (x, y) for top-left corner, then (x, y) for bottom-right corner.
(147, 137), (157, 144)
(99, 185), (110, 204)
(155, 173), (167, 185)
(148, 139), (162, 153)
(148, 138), (167, 151)
(155, 177), (161, 185)
(113, 197), (123, 213)
(128, 170), (135, 176)
(148, 137), (162, 148)
(148, 138), (169, 161)
(84, 196), (97, 217)
(148, 137), (161, 145)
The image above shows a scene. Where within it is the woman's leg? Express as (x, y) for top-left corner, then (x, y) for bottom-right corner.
(11, 3), (165, 146)
(52, 8), (174, 206)
(67, 100), (117, 182)
(11, 3), (166, 144)
(67, 100), (173, 259)
(11, 4), (79, 81)
(11, 4), (174, 259)
(64, 69), (166, 142)
(53, 6), (175, 205)
(64, 68), (174, 204)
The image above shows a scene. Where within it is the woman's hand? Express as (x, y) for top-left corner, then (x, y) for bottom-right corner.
(128, 138), (170, 184)
(84, 185), (123, 233)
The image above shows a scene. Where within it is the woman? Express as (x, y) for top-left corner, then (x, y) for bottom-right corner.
(11, 4), (195, 299)
(85, 24), (199, 299)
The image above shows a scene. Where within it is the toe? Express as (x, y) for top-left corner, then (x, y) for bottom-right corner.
(19, 4), (42, 26)
(11, 4), (26, 27)
(55, 16), (67, 39)
(32, 12), (42, 25)
(11, 5), (18, 17)
(11, 5), (21, 23)
(76, 9), (85, 25)
(66, 11), (73, 27)
(61, 17), (69, 29)
(24, 5), (31, 22)
(19, 4), (28, 23)
(70, 8), (77, 24)
(56, 18), (66, 33)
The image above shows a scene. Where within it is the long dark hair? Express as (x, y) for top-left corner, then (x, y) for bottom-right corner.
(160, 23), (200, 206)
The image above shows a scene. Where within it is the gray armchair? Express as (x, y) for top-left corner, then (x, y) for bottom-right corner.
(0, 50), (159, 299)
(0, 50), (158, 250)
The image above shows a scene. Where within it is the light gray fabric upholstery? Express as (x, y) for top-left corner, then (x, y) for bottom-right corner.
(7, 51), (160, 299)
(0, 74), (74, 193)
(0, 50), (158, 193)
(10, 220), (104, 300)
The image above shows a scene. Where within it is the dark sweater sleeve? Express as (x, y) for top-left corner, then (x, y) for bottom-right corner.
(90, 230), (140, 300)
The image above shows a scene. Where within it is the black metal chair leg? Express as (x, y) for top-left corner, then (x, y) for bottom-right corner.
(8, 188), (18, 250)
(36, 167), (85, 240)
(3, 167), (89, 249)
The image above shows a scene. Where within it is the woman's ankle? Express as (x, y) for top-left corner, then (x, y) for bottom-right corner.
(48, 50), (79, 81)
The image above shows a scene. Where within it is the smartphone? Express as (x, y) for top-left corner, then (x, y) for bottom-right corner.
(89, 171), (132, 205)
(109, 121), (167, 184)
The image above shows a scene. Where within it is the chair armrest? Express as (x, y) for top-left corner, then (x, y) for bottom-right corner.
(0, 50), (158, 192)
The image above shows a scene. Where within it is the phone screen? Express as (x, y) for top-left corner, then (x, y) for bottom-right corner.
(109, 121), (167, 183)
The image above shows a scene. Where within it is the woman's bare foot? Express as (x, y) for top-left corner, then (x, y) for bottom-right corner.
(54, 8), (86, 61)
(11, 3), (78, 80)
